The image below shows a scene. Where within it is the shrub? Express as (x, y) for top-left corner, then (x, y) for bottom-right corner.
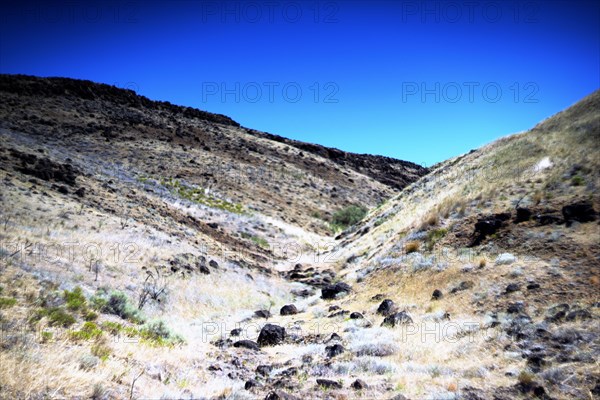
(41, 331), (53, 343)
(70, 322), (102, 341)
(100, 321), (124, 335)
(37, 307), (76, 327)
(405, 241), (420, 254)
(426, 228), (448, 248)
(64, 286), (87, 312)
(571, 175), (584, 186)
(84, 311), (98, 321)
(331, 205), (368, 231)
(140, 319), (185, 346)
(79, 354), (100, 370)
(102, 291), (144, 323)
(0, 297), (17, 308)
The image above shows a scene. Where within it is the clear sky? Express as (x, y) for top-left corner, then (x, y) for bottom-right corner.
(1, 0), (598, 166)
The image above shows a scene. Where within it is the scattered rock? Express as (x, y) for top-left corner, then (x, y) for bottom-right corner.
(316, 379), (342, 389)
(515, 207), (532, 223)
(565, 309), (591, 321)
(233, 340), (260, 351)
(507, 302), (525, 314)
(74, 187), (85, 197)
(245, 379), (262, 390)
(349, 311), (364, 319)
(256, 365), (273, 376)
(280, 304), (298, 316)
(371, 294), (385, 301)
(230, 328), (242, 337)
(254, 310), (271, 319)
(350, 379), (368, 390)
(257, 324), (285, 346)
(527, 282), (540, 290)
(321, 282), (352, 299)
(325, 343), (344, 358)
(208, 260), (219, 268)
(495, 253), (517, 265)
(381, 311), (413, 327)
(265, 391), (300, 400)
(328, 333), (342, 342)
(377, 299), (397, 316)
(471, 212), (511, 245)
(562, 201), (597, 225)
(431, 289), (443, 300)
(450, 280), (474, 293)
(505, 283), (520, 293)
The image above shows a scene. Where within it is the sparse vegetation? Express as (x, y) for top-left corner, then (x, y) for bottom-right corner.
(404, 241), (420, 253)
(330, 204), (368, 231)
(0, 297), (17, 308)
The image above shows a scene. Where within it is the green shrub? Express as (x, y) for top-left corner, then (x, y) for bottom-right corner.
(140, 320), (185, 346)
(64, 286), (86, 311)
(100, 291), (144, 323)
(100, 321), (124, 335)
(331, 205), (368, 231)
(43, 307), (76, 327)
(91, 339), (112, 360)
(571, 175), (584, 186)
(70, 322), (102, 341)
(41, 331), (53, 343)
(84, 310), (98, 321)
(0, 297), (17, 308)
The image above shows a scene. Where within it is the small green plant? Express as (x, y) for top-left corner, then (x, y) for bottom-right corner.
(100, 321), (124, 335)
(330, 204), (368, 232)
(84, 310), (98, 321)
(41, 331), (53, 343)
(64, 286), (86, 311)
(0, 297), (17, 308)
(70, 322), (102, 341)
(426, 228), (448, 249)
(571, 175), (584, 186)
(31, 307), (76, 327)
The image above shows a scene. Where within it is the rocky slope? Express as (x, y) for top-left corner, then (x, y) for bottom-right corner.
(0, 75), (598, 400)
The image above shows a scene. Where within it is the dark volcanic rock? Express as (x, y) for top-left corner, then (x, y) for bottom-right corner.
(280, 304), (298, 315)
(381, 311), (413, 327)
(321, 282), (352, 299)
(230, 328), (242, 337)
(377, 299), (397, 316)
(349, 311), (364, 319)
(562, 201), (597, 225)
(256, 365), (273, 376)
(245, 379), (262, 390)
(257, 324), (285, 346)
(565, 309), (592, 321)
(265, 391), (300, 400)
(233, 340), (260, 351)
(515, 207), (532, 223)
(471, 212), (511, 246)
(254, 309), (272, 319)
(431, 289), (443, 300)
(505, 283), (521, 293)
(350, 379), (368, 390)
(451, 280), (474, 293)
(316, 379), (342, 389)
(325, 343), (344, 358)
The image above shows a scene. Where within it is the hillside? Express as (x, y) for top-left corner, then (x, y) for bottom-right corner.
(0, 75), (598, 400)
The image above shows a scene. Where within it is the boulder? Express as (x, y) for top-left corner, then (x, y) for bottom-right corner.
(381, 311), (413, 327)
(350, 379), (368, 390)
(321, 282), (352, 299)
(316, 379), (342, 389)
(325, 343), (344, 358)
(431, 289), (443, 300)
(495, 253), (516, 265)
(562, 201), (597, 225)
(349, 312), (364, 319)
(280, 304), (298, 316)
(257, 324), (285, 346)
(377, 299), (397, 316)
(254, 309), (271, 319)
(233, 340), (260, 351)
(515, 207), (532, 223)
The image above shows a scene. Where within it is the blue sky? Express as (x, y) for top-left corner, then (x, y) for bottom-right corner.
(1, 0), (598, 166)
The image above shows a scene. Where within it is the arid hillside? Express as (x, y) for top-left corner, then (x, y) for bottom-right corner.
(0, 75), (598, 400)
